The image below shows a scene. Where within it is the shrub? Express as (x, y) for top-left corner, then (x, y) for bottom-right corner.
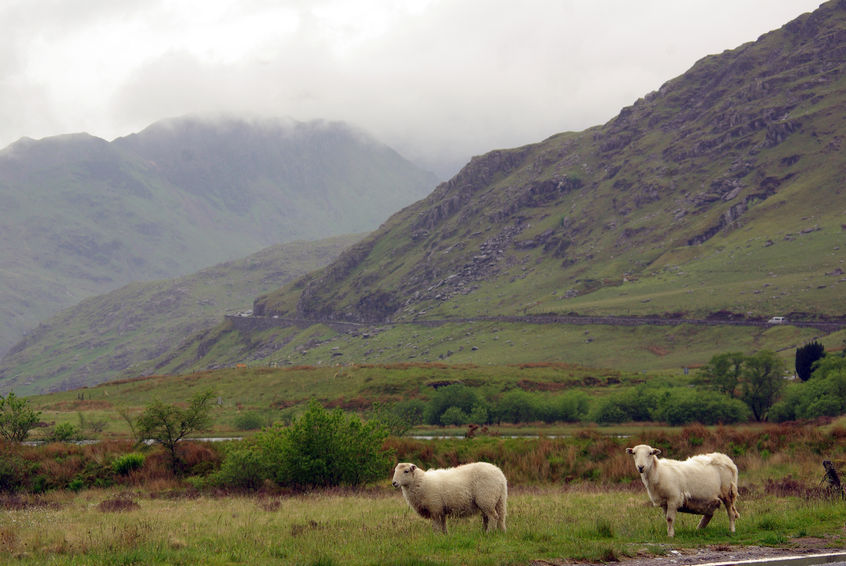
(423, 384), (483, 425)
(215, 446), (267, 489)
(48, 423), (81, 442)
(544, 391), (590, 423)
(651, 389), (751, 425)
(590, 385), (659, 424)
(218, 400), (393, 489)
(494, 390), (540, 424)
(439, 406), (468, 426)
(391, 399), (425, 427)
(0, 393), (40, 442)
(770, 357), (846, 422)
(234, 412), (265, 431)
(112, 453), (146, 476)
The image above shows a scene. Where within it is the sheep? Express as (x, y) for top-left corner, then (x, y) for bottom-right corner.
(391, 462), (507, 534)
(626, 444), (739, 537)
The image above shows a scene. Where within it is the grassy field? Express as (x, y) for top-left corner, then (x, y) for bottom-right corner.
(2, 485), (845, 565)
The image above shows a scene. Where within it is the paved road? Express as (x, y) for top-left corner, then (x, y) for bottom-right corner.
(229, 313), (845, 333)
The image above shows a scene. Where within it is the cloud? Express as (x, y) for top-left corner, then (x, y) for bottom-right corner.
(0, 0), (824, 177)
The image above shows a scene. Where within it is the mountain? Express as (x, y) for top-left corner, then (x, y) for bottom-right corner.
(0, 234), (363, 395)
(0, 117), (437, 356)
(146, 1), (846, 373)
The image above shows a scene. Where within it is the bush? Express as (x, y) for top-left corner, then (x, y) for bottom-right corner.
(424, 384), (483, 425)
(233, 412), (265, 431)
(0, 392), (40, 442)
(391, 399), (425, 427)
(590, 386), (659, 424)
(439, 406), (468, 426)
(770, 357), (846, 422)
(215, 446), (267, 489)
(217, 400), (393, 489)
(49, 423), (81, 442)
(112, 453), (146, 476)
(543, 391), (590, 423)
(651, 389), (751, 425)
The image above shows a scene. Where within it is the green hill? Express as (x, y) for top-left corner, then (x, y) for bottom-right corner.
(0, 234), (362, 395)
(143, 1), (846, 375)
(0, 117), (436, 357)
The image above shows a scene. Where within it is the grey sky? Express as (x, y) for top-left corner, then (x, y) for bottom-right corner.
(0, 0), (823, 176)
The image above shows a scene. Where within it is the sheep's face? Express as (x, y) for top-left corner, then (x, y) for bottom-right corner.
(392, 463), (417, 488)
(626, 444), (661, 475)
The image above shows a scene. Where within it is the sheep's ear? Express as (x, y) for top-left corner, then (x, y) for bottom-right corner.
(410, 464), (416, 472)
(651, 448), (662, 456)
(625, 447), (634, 454)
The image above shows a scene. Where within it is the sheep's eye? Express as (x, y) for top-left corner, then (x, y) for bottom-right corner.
(404, 470), (409, 473)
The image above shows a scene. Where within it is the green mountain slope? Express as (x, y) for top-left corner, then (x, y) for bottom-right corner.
(151, 1), (846, 374)
(0, 117), (436, 357)
(256, 1), (846, 323)
(0, 234), (362, 395)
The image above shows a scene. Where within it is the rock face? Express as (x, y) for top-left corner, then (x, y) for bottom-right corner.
(254, 0), (846, 324)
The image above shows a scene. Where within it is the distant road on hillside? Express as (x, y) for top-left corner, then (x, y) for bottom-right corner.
(227, 313), (845, 333)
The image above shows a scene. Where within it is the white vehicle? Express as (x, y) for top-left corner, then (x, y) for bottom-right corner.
(767, 316), (786, 325)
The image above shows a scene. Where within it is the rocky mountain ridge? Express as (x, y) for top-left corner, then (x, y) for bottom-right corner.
(254, 0), (846, 326)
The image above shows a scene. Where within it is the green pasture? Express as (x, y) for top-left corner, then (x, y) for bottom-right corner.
(1, 487), (844, 565)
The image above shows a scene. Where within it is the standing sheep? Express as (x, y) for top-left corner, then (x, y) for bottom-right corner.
(391, 462), (507, 533)
(626, 444), (739, 537)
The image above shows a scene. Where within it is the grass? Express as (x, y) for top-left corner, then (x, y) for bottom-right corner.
(1, 486), (844, 565)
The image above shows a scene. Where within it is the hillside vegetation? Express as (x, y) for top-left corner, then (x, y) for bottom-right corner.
(0, 117), (436, 357)
(0, 235), (363, 395)
(148, 1), (846, 375)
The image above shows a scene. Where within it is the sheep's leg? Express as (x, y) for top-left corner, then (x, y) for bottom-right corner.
(720, 490), (739, 533)
(496, 506), (505, 532)
(432, 515), (447, 534)
(482, 513), (490, 532)
(723, 499), (737, 533)
(697, 513), (713, 529)
(665, 506), (677, 537)
(496, 498), (507, 532)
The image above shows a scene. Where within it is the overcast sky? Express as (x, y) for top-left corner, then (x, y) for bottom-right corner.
(0, 0), (823, 177)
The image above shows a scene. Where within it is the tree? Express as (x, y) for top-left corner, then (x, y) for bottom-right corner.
(697, 352), (746, 397)
(136, 390), (215, 475)
(740, 350), (786, 421)
(795, 341), (825, 381)
(0, 392), (41, 442)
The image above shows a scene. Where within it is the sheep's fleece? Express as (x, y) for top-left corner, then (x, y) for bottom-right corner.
(392, 462), (507, 533)
(626, 444), (739, 537)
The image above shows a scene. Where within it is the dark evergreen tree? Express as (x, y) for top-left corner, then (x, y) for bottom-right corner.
(795, 341), (825, 381)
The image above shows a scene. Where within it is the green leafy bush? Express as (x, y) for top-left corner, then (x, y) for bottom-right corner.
(233, 412), (265, 431)
(424, 384), (484, 425)
(217, 400), (393, 489)
(590, 386), (660, 424)
(112, 453), (146, 476)
(651, 389), (751, 425)
(215, 446), (268, 489)
(770, 356), (846, 421)
(439, 406), (469, 426)
(49, 422), (81, 442)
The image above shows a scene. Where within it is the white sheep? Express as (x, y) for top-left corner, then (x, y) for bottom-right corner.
(626, 444), (739, 537)
(391, 462), (507, 533)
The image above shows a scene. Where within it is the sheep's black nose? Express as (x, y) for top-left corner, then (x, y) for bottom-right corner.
(637, 466), (644, 473)
(392, 481), (399, 488)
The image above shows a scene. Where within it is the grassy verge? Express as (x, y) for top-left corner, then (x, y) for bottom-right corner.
(1, 486), (844, 565)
